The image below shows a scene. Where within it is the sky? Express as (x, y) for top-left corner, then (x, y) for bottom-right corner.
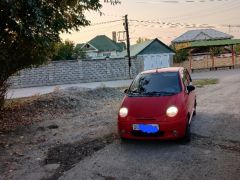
(61, 0), (240, 45)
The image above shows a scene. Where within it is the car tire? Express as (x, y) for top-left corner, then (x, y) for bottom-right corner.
(193, 100), (197, 116)
(182, 120), (191, 143)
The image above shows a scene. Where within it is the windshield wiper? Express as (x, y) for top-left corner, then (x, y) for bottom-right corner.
(128, 90), (143, 96)
(144, 91), (177, 96)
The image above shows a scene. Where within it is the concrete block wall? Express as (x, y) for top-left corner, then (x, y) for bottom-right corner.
(9, 58), (143, 88)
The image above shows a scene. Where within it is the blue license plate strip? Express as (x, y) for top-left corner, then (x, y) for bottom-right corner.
(133, 124), (159, 133)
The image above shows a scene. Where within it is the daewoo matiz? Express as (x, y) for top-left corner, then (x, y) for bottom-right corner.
(118, 67), (196, 142)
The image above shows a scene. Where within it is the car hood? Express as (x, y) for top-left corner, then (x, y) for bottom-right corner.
(121, 93), (182, 120)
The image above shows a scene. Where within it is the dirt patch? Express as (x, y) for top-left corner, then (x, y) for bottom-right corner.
(0, 87), (124, 132)
(45, 133), (117, 180)
(0, 87), (124, 180)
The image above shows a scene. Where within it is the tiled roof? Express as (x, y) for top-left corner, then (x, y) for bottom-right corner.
(87, 35), (124, 52)
(75, 43), (85, 49)
(119, 38), (174, 57)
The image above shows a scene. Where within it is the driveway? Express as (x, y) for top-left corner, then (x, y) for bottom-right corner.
(59, 69), (240, 180)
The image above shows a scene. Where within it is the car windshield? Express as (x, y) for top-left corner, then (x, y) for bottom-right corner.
(128, 72), (181, 96)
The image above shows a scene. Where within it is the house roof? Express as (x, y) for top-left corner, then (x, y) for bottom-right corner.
(119, 38), (175, 57)
(117, 42), (126, 51)
(86, 35), (124, 52)
(172, 29), (233, 43)
(174, 39), (240, 50)
(190, 39), (240, 47)
(75, 43), (85, 49)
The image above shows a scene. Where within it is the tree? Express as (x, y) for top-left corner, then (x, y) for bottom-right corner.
(173, 49), (189, 63)
(53, 40), (75, 61)
(170, 45), (189, 63)
(136, 37), (150, 44)
(73, 44), (86, 59)
(0, 0), (118, 108)
(52, 40), (86, 60)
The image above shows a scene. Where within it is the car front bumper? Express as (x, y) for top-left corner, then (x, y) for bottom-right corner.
(118, 118), (187, 140)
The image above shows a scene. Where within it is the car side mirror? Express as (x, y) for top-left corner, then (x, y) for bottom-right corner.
(124, 89), (129, 94)
(187, 85), (195, 93)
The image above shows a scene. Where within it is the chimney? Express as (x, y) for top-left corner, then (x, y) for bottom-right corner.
(112, 31), (117, 42)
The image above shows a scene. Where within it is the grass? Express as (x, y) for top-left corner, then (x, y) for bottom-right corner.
(193, 79), (219, 88)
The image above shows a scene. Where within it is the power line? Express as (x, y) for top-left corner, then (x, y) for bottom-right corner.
(79, 23), (123, 34)
(90, 20), (122, 26)
(129, 19), (240, 29)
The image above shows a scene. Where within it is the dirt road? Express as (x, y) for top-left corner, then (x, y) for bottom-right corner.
(59, 70), (240, 180)
(0, 69), (240, 180)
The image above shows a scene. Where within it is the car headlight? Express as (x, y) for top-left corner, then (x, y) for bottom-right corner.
(166, 106), (178, 117)
(119, 107), (128, 118)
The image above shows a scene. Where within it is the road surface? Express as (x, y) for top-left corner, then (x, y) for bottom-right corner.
(59, 69), (240, 180)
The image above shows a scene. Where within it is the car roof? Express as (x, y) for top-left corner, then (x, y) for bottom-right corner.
(141, 67), (183, 74)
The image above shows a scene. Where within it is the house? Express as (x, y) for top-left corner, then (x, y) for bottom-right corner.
(172, 29), (233, 44)
(77, 35), (126, 59)
(171, 29), (234, 61)
(119, 38), (175, 71)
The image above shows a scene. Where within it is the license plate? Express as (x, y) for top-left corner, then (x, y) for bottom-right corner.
(133, 124), (159, 133)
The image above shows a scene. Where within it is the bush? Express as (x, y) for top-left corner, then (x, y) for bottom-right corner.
(174, 49), (189, 63)
(52, 40), (86, 61)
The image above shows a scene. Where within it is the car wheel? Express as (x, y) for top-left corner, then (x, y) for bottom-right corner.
(182, 119), (191, 143)
(193, 100), (197, 116)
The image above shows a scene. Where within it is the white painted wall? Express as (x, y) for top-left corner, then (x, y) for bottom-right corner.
(140, 54), (171, 70)
(86, 51), (117, 59)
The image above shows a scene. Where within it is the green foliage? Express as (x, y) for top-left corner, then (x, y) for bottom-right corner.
(52, 40), (86, 60)
(0, 0), (103, 108)
(104, 0), (121, 4)
(173, 49), (189, 63)
(235, 44), (240, 56)
(170, 45), (189, 63)
(53, 40), (75, 60)
(73, 44), (86, 59)
(136, 37), (150, 44)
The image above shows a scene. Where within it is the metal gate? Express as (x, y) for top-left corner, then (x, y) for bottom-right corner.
(143, 54), (170, 70)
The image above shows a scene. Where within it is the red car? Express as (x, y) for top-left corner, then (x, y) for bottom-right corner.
(118, 67), (196, 142)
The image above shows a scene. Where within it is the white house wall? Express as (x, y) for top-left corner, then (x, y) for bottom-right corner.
(86, 51), (118, 59)
(139, 53), (172, 70)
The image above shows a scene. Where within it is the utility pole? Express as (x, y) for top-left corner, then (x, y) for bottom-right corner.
(124, 15), (131, 78)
